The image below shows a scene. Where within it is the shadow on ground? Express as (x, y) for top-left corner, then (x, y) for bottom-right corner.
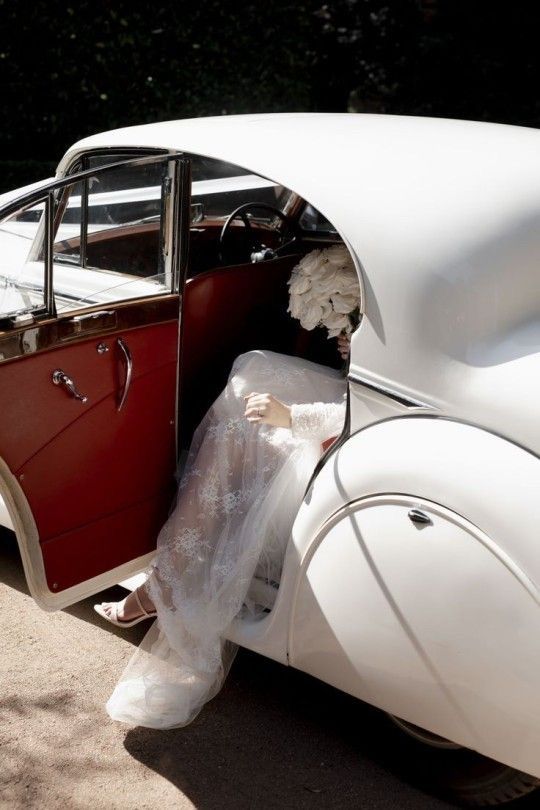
(123, 648), (460, 810)
(2, 527), (539, 809)
(0, 527), (147, 642)
(0, 527), (30, 594)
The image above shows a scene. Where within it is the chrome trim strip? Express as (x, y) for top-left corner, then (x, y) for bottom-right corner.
(45, 193), (55, 316)
(173, 157), (191, 466)
(60, 146), (178, 181)
(303, 383), (351, 499)
(347, 370), (436, 410)
(116, 337), (133, 411)
(71, 309), (115, 324)
(0, 153), (176, 221)
(81, 175), (88, 268)
(175, 157), (191, 292)
(304, 367), (437, 502)
(0, 295), (179, 364)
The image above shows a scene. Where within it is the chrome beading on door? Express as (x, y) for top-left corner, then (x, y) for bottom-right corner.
(117, 337), (132, 412)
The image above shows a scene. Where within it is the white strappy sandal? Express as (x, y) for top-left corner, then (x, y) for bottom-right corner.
(94, 586), (157, 628)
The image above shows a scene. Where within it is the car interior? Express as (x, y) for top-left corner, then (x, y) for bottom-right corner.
(177, 196), (349, 612)
(50, 155), (352, 444)
(176, 155), (350, 453)
(59, 151), (354, 451)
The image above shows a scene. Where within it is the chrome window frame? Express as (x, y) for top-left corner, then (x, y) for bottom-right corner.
(0, 152), (189, 329)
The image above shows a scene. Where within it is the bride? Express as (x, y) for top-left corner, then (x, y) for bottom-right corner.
(94, 290), (352, 730)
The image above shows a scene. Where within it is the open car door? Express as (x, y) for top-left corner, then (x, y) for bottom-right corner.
(0, 153), (190, 609)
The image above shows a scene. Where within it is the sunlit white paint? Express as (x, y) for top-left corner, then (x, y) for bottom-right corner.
(3, 115), (540, 783)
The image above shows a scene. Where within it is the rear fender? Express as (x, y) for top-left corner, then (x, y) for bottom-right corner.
(288, 416), (540, 777)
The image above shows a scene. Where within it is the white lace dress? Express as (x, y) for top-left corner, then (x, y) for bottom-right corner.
(106, 349), (347, 729)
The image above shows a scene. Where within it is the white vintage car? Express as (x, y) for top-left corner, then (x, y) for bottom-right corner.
(1, 113), (540, 806)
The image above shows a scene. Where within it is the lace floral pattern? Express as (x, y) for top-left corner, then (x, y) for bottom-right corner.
(106, 348), (347, 730)
(290, 398), (347, 442)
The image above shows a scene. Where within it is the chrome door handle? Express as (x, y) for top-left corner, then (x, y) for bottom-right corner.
(52, 369), (88, 403)
(117, 337), (132, 412)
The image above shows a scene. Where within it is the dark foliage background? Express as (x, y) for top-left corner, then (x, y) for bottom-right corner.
(0, 0), (538, 192)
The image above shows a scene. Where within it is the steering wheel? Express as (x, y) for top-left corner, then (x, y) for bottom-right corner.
(218, 202), (298, 265)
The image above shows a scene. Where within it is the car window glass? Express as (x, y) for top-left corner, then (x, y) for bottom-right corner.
(83, 151), (167, 171)
(51, 161), (171, 314)
(189, 155), (291, 220)
(299, 203), (338, 235)
(0, 197), (47, 319)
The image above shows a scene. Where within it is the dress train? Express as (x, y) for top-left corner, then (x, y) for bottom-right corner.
(106, 349), (347, 729)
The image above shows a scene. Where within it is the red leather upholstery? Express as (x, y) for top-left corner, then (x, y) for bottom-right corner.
(321, 435), (338, 453)
(178, 256), (343, 448)
(0, 319), (178, 592)
(178, 256), (301, 446)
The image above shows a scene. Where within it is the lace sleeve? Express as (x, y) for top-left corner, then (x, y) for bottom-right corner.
(290, 396), (347, 443)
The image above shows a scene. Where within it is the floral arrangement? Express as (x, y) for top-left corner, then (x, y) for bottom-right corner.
(286, 244), (361, 338)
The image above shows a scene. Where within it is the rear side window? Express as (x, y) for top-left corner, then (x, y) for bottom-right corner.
(189, 155), (292, 220)
(299, 203), (338, 235)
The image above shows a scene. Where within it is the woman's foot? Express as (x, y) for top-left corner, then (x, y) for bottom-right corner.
(95, 583), (156, 625)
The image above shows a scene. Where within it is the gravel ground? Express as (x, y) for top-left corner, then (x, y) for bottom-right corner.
(1, 527), (527, 810)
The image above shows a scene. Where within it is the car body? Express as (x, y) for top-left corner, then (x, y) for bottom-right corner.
(1, 113), (540, 805)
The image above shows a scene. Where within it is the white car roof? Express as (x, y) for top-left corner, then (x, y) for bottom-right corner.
(58, 113), (540, 284)
(45, 114), (540, 451)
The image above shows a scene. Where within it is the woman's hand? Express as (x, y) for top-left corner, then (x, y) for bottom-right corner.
(244, 392), (292, 428)
(337, 332), (351, 360)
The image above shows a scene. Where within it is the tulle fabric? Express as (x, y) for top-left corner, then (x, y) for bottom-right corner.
(106, 349), (347, 729)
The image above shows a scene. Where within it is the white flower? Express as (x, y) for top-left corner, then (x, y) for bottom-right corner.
(299, 301), (325, 330)
(297, 249), (322, 275)
(324, 244), (351, 267)
(332, 262), (358, 289)
(323, 312), (351, 337)
(331, 292), (359, 314)
(287, 270), (311, 295)
(311, 267), (339, 296)
(287, 292), (305, 319)
(287, 245), (360, 336)
(319, 300), (333, 320)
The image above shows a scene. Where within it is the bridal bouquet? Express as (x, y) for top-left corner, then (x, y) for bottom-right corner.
(287, 244), (361, 338)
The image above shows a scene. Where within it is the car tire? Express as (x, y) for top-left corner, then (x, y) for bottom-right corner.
(384, 714), (539, 807)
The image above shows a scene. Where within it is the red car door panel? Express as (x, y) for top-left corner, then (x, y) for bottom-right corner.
(0, 153), (190, 604)
(0, 305), (178, 593)
(40, 489), (173, 592)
